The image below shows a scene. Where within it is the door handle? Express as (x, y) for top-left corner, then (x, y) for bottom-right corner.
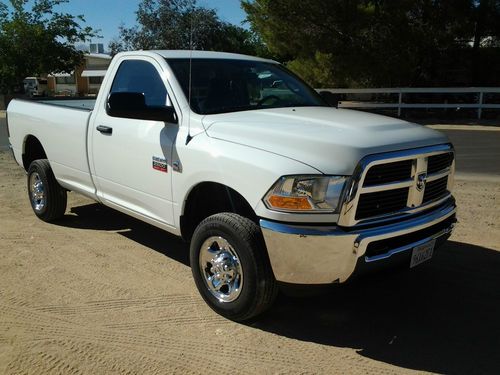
(96, 125), (113, 135)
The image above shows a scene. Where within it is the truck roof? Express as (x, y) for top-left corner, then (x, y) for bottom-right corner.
(120, 50), (278, 64)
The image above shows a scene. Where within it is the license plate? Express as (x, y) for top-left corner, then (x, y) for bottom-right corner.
(410, 239), (435, 268)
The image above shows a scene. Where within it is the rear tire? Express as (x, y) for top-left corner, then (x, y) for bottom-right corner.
(190, 213), (278, 322)
(27, 159), (67, 222)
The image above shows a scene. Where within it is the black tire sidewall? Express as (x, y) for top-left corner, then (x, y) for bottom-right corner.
(190, 216), (264, 319)
(27, 159), (66, 222)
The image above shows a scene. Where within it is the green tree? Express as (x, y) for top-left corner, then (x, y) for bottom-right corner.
(110, 0), (269, 57)
(242, 0), (500, 87)
(0, 0), (99, 94)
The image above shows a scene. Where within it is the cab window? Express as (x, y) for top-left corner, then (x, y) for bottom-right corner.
(110, 60), (168, 107)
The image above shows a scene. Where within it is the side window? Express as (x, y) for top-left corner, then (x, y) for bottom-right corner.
(110, 60), (168, 107)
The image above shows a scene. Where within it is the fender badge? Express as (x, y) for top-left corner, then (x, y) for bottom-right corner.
(152, 156), (168, 173)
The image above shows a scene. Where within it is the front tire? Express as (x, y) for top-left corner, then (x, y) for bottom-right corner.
(27, 159), (67, 222)
(190, 213), (277, 322)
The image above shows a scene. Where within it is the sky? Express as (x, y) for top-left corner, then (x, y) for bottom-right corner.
(53, 0), (249, 49)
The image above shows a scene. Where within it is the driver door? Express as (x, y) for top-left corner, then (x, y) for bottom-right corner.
(91, 58), (178, 227)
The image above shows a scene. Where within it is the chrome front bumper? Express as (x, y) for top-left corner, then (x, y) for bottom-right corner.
(260, 199), (456, 284)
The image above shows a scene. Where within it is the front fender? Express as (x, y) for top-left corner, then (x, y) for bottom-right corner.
(172, 133), (319, 227)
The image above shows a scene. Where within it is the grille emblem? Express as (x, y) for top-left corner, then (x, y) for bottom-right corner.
(416, 172), (427, 191)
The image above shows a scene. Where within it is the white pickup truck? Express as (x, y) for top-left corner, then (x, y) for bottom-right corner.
(7, 50), (456, 321)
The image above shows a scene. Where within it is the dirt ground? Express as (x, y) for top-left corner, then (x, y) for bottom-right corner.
(0, 150), (499, 374)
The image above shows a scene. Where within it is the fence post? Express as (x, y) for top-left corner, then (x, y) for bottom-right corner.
(397, 90), (402, 117)
(477, 91), (483, 120)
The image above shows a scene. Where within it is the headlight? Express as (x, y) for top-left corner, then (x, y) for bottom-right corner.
(264, 175), (348, 213)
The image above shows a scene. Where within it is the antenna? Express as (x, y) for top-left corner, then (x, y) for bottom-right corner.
(185, 9), (194, 145)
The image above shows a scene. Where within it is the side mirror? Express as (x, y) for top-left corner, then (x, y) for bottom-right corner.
(319, 91), (340, 108)
(107, 92), (178, 123)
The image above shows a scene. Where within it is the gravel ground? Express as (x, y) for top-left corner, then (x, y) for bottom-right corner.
(0, 150), (499, 374)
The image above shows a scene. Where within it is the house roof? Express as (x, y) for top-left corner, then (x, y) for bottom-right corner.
(81, 70), (107, 77)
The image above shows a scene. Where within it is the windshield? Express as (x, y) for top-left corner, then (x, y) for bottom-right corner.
(166, 58), (328, 115)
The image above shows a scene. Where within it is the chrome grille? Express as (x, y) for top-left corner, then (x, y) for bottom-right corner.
(356, 187), (409, 220)
(339, 144), (455, 227)
(423, 176), (449, 203)
(363, 159), (413, 186)
(428, 153), (454, 174)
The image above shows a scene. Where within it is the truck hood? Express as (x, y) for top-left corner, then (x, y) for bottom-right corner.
(203, 107), (449, 175)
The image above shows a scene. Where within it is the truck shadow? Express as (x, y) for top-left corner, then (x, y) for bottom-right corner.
(59, 203), (499, 374)
(63, 203), (190, 267)
(252, 241), (500, 374)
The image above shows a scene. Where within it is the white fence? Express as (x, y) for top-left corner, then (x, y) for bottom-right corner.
(319, 87), (500, 119)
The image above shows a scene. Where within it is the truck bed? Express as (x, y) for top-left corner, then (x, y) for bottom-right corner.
(7, 98), (96, 197)
(37, 98), (96, 111)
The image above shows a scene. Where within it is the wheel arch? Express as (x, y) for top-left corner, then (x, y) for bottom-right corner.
(180, 181), (259, 242)
(22, 134), (47, 171)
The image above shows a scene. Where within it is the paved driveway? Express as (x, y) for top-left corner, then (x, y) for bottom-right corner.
(440, 128), (500, 178)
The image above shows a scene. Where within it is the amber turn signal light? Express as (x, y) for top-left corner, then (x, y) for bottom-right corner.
(267, 195), (312, 210)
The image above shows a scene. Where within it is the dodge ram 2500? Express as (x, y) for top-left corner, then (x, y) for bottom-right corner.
(7, 50), (456, 321)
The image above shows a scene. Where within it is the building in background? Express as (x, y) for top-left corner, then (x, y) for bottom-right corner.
(90, 43), (105, 54)
(46, 51), (112, 97)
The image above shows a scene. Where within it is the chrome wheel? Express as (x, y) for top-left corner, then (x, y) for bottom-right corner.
(199, 236), (243, 303)
(29, 172), (46, 212)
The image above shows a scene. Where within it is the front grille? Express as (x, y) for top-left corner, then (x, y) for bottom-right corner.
(428, 153), (453, 174)
(339, 145), (455, 226)
(356, 187), (409, 220)
(363, 160), (412, 186)
(423, 176), (449, 203)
